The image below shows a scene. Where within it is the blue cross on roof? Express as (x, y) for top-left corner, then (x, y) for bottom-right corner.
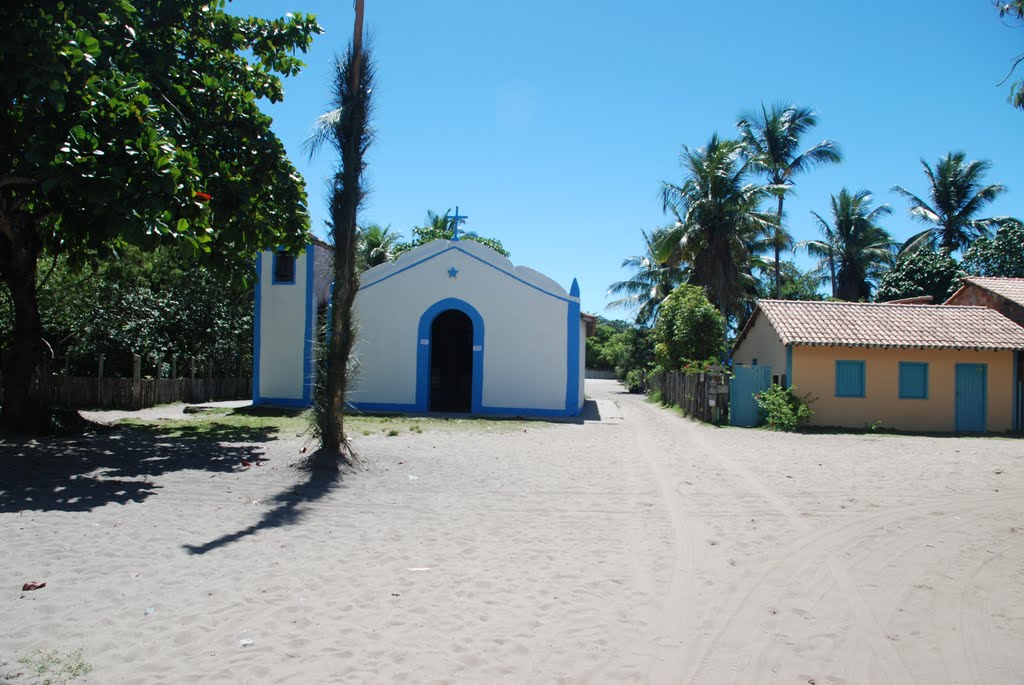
(450, 205), (468, 241)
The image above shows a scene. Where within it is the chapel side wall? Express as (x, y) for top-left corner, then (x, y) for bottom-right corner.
(578, 319), (586, 411)
(349, 245), (571, 412)
(732, 314), (787, 379)
(256, 249), (311, 402)
(791, 346), (1013, 432)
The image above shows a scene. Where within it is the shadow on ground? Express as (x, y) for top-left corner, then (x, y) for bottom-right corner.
(181, 468), (344, 556)
(0, 424), (274, 514)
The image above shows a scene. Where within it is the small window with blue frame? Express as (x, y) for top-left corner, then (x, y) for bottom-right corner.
(273, 250), (296, 284)
(835, 360), (865, 397)
(898, 362), (928, 399)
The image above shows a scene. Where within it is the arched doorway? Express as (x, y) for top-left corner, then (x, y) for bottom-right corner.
(429, 309), (474, 411)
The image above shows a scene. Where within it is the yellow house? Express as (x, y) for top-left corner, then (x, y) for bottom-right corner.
(732, 300), (1024, 432)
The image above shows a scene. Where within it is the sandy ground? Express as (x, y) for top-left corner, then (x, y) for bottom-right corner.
(1, 379), (1022, 684)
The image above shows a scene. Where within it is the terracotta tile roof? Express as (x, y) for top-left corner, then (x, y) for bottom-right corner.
(957, 277), (1024, 309)
(739, 299), (1024, 351)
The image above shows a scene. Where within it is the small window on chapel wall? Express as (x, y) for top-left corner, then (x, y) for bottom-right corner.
(273, 250), (295, 284)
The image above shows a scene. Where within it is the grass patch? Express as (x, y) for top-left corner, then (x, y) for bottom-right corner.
(117, 406), (539, 441)
(2, 648), (91, 684)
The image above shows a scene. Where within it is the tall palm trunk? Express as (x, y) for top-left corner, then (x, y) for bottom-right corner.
(774, 194), (784, 298)
(318, 0), (369, 465)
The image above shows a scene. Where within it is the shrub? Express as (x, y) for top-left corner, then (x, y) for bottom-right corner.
(755, 384), (814, 431)
(623, 369), (647, 394)
(653, 285), (724, 372)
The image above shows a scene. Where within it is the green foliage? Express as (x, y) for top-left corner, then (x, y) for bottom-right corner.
(997, 2), (1024, 110)
(799, 188), (896, 301)
(653, 285), (724, 372)
(0, 247), (253, 376)
(611, 325), (655, 380)
(961, 220), (1024, 277)
(607, 226), (686, 326)
(393, 210), (510, 258)
(874, 248), (965, 302)
(660, 135), (775, 320)
(9, 647), (91, 684)
(623, 369), (647, 393)
(755, 384), (814, 431)
(0, 0), (320, 427)
(754, 260), (824, 301)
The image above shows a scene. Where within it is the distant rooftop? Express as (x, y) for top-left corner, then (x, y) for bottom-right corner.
(950, 277), (1024, 309)
(735, 299), (1024, 352)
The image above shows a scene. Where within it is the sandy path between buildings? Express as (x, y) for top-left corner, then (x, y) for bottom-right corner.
(1, 380), (1022, 683)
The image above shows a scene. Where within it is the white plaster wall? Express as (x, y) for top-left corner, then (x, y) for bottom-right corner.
(257, 250), (309, 400)
(732, 311), (787, 378)
(350, 240), (575, 411)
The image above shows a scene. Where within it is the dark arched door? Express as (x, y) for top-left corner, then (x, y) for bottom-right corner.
(430, 309), (474, 411)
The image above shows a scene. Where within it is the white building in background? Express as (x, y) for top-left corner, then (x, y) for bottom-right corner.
(253, 238), (587, 417)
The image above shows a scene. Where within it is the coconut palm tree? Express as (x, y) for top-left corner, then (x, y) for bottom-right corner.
(659, 134), (775, 322)
(892, 152), (1011, 254)
(798, 188), (896, 301)
(607, 226), (687, 327)
(357, 223), (399, 271)
(737, 103), (843, 299)
(303, 1), (372, 465)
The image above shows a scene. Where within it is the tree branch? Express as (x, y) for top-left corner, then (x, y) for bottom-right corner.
(997, 52), (1024, 87)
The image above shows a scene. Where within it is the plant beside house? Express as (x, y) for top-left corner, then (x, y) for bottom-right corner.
(755, 384), (815, 432)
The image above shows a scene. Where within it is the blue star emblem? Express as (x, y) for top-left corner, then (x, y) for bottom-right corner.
(448, 267), (458, 278)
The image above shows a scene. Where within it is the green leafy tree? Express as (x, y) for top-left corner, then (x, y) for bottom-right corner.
(874, 248), (965, 302)
(0, 1), (319, 430)
(892, 152), (1011, 254)
(652, 284), (725, 372)
(961, 219), (1024, 277)
(607, 226), (686, 326)
(660, 134), (775, 323)
(357, 223), (400, 272)
(798, 189), (896, 301)
(304, 2), (371, 468)
(737, 103), (843, 298)
(393, 210), (510, 258)
(997, 1), (1024, 110)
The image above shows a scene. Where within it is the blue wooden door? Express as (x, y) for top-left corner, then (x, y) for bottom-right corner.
(955, 363), (987, 432)
(730, 365), (772, 427)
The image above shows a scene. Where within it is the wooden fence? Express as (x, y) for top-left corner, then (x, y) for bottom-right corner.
(649, 369), (730, 424)
(14, 373), (252, 411)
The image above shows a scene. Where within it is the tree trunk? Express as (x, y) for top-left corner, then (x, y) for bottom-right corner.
(1, 219), (45, 432)
(774, 194), (784, 299)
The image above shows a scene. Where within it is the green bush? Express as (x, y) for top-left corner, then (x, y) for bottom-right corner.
(755, 384), (814, 431)
(623, 369), (647, 393)
(653, 284), (724, 372)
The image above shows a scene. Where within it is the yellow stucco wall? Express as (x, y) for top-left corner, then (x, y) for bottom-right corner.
(791, 346), (1014, 432)
(733, 314), (787, 379)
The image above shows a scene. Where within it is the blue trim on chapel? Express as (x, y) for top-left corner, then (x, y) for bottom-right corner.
(415, 298), (485, 413)
(564, 278), (581, 413)
(361, 244), (574, 304)
(302, 248), (315, 404)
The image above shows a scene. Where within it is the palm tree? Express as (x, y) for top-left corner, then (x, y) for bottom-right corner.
(607, 226), (687, 326)
(303, 1), (372, 466)
(659, 134), (775, 322)
(892, 152), (1010, 254)
(797, 188), (896, 301)
(737, 103), (843, 298)
(357, 223), (399, 271)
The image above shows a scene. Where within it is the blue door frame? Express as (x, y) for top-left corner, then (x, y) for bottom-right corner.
(955, 363), (987, 432)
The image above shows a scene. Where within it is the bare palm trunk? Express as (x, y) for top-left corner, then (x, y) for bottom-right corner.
(774, 194), (783, 299)
(317, 0), (367, 468)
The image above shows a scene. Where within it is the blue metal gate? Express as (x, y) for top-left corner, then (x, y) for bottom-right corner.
(730, 365), (772, 427)
(955, 363), (987, 432)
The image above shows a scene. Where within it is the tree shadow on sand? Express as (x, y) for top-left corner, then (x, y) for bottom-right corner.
(0, 424), (274, 513)
(181, 466), (344, 556)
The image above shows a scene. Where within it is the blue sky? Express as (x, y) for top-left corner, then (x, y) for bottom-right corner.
(243, 0), (1024, 320)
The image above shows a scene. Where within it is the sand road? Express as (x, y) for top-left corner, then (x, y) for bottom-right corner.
(1, 379), (1022, 683)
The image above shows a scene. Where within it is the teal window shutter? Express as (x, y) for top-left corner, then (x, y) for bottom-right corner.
(835, 360), (865, 397)
(898, 362), (928, 399)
